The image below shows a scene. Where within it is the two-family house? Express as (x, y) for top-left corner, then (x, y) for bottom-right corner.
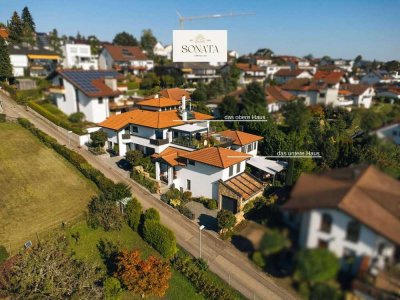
(62, 43), (98, 70)
(339, 84), (375, 108)
(274, 69), (312, 85)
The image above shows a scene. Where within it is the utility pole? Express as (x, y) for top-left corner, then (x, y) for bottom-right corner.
(199, 225), (205, 258)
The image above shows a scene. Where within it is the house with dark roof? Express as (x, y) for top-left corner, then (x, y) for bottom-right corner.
(283, 165), (400, 274)
(98, 44), (154, 75)
(48, 69), (127, 123)
(361, 70), (393, 85)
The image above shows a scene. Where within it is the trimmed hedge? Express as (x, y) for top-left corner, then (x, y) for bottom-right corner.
(193, 197), (218, 210)
(125, 198), (142, 231)
(17, 118), (116, 195)
(144, 208), (160, 221)
(131, 170), (158, 193)
(142, 219), (177, 259)
(28, 101), (86, 135)
(177, 206), (195, 220)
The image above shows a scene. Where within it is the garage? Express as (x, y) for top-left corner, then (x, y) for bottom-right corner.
(221, 195), (238, 213)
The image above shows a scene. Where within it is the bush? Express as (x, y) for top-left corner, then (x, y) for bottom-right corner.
(259, 230), (290, 256)
(143, 219), (177, 259)
(16, 89), (42, 104)
(144, 208), (160, 221)
(125, 198), (142, 231)
(217, 210), (236, 231)
(251, 251), (266, 269)
(193, 197), (218, 210)
(97, 239), (120, 274)
(104, 277), (123, 300)
(163, 187), (181, 203)
(127, 81), (139, 90)
(131, 170), (158, 193)
(310, 283), (341, 300)
(68, 112), (85, 123)
(125, 150), (143, 167)
(177, 205), (195, 220)
(87, 195), (123, 231)
(181, 191), (192, 203)
(90, 130), (108, 148)
(194, 258), (209, 271)
(0, 245), (9, 264)
(0, 114), (6, 122)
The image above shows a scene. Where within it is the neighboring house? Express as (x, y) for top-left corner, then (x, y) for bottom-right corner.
(0, 27), (9, 39)
(282, 70), (345, 106)
(8, 44), (60, 77)
(48, 70), (126, 123)
(62, 43), (98, 70)
(98, 44), (154, 74)
(361, 70), (392, 85)
(266, 65), (291, 79)
(159, 87), (191, 102)
(153, 42), (172, 60)
(373, 123), (400, 145)
(265, 85), (296, 112)
(339, 84), (375, 108)
(283, 165), (400, 274)
(274, 69), (312, 85)
(235, 63), (266, 84)
(218, 130), (263, 156)
(375, 85), (400, 102)
(172, 62), (220, 83)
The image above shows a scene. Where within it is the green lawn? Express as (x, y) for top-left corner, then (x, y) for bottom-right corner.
(0, 122), (98, 252)
(67, 222), (204, 300)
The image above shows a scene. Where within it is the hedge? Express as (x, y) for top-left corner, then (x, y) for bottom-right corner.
(131, 170), (158, 193)
(193, 197), (218, 210)
(172, 249), (242, 300)
(28, 101), (86, 135)
(125, 198), (142, 231)
(17, 118), (116, 195)
(177, 206), (195, 220)
(142, 219), (177, 259)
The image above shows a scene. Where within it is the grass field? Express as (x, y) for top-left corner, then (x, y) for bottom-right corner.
(0, 122), (98, 252)
(67, 222), (204, 300)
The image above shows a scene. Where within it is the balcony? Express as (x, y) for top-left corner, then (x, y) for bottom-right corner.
(122, 133), (131, 140)
(49, 86), (65, 94)
(149, 138), (169, 146)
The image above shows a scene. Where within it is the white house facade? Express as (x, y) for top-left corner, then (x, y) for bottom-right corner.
(62, 44), (98, 70)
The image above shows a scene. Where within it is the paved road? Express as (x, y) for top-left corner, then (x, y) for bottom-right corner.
(1, 92), (297, 300)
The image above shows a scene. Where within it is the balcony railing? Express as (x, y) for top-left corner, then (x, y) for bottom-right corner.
(149, 138), (169, 146)
(122, 133), (131, 140)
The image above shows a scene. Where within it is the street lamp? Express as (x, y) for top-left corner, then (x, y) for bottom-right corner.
(67, 130), (72, 146)
(199, 225), (205, 259)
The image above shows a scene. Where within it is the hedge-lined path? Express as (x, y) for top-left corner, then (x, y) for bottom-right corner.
(1, 91), (298, 300)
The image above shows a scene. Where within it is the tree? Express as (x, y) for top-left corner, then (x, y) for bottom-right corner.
(218, 95), (239, 118)
(49, 29), (63, 55)
(88, 35), (101, 55)
(68, 112), (85, 123)
(360, 110), (383, 132)
(125, 198), (142, 231)
(160, 75), (175, 88)
(20, 22), (35, 47)
(116, 250), (171, 298)
(104, 182), (132, 202)
(113, 31), (139, 46)
(217, 209), (236, 231)
(140, 72), (160, 90)
(125, 150), (143, 168)
(87, 195), (123, 231)
(21, 6), (35, 32)
(90, 130), (108, 148)
(354, 54), (363, 64)
(0, 37), (12, 82)
(140, 29), (157, 54)
(191, 89), (207, 102)
(104, 277), (123, 300)
(193, 102), (212, 115)
(8, 11), (23, 44)
(294, 249), (340, 285)
(3, 236), (102, 299)
(259, 230), (290, 256)
(144, 208), (160, 221)
(310, 283), (341, 300)
(241, 81), (266, 109)
(282, 100), (312, 135)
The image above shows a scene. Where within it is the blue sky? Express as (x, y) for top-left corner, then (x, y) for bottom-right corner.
(1, 0), (399, 60)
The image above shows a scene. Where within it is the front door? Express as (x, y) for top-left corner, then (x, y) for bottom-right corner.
(221, 196), (237, 213)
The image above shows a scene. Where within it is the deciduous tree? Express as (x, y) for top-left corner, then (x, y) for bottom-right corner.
(113, 31), (139, 46)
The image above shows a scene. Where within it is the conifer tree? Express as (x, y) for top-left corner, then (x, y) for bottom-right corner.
(0, 37), (12, 81)
(21, 6), (35, 32)
(8, 11), (23, 44)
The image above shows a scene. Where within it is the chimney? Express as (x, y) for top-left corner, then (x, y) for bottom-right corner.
(104, 76), (117, 91)
(181, 96), (187, 121)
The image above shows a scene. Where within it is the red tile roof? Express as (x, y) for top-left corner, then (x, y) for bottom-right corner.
(159, 88), (191, 101)
(314, 70), (345, 85)
(340, 84), (370, 96)
(103, 44), (148, 61)
(152, 147), (190, 167)
(0, 27), (8, 39)
(99, 109), (213, 130)
(218, 130), (263, 146)
(275, 69), (309, 77)
(283, 165), (400, 245)
(265, 85), (296, 104)
(180, 147), (251, 169)
(138, 97), (181, 108)
(236, 63), (265, 72)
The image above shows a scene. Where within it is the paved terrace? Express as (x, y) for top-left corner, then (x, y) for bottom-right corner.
(1, 91), (297, 300)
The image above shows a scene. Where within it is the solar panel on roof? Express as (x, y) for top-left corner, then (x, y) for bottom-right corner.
(61, 70), (119, 95)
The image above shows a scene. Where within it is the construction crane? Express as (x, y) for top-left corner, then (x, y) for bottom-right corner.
(176, 11), (255, 29)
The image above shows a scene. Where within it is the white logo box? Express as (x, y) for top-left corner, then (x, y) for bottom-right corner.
(173, 30), (227, 63)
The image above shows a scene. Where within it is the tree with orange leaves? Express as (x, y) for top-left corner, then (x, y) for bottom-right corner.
(116, 249), (171, 298)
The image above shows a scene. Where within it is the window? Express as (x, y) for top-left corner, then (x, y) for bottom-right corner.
(242, 146), (246, 153)
(319, 93), (326, 98)
(187, 179), (191, 191)
(98, 97), (103, 104)
(229, 166), (234, 176)
(236, 163), (241, 173)
(58, 78), (64, 87)
(247, 144), (252, 152)
(346, 221), (360, 243)
(320, 213), (332, 233)
(62, 95), (66, 102)
(131, 126), (138, 134)
(188, 159), (195, 166)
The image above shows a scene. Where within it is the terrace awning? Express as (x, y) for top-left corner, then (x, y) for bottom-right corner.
(247, 156), (288, 175)
(171, 124), (208, 133)
(27, 54), (60, 60)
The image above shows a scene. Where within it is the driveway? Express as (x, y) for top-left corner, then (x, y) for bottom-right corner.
(186, 201), (218, 232)
(0, 91), (298, 300)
